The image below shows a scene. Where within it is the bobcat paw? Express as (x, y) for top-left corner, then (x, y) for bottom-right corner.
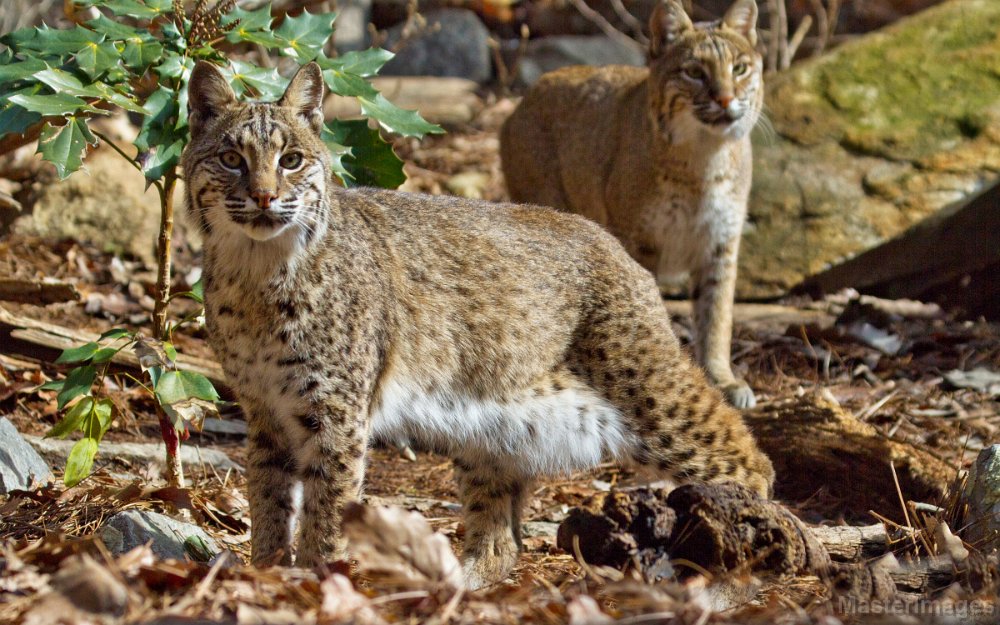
(722, 380), (756, 409)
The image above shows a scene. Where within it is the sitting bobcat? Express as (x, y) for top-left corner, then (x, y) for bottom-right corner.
(182, 60), (773, 589)
(501, 0), (763, 408)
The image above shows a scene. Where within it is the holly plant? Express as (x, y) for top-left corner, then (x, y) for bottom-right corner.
(1, 0), (442, 487)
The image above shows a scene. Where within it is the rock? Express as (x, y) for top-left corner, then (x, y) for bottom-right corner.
(381, 9), (492, 84)
(740, 0), (1000, 299)
(0, 417), (54, 494)
(514, 35), (645, 87)
(10, 149), (163, 266)
(25, 435), (243, 473)
(334, 0), (373, 52)
(325, 76), (481, 125)
(962, 445), (1000, 552)
(100, 509), (219, 561)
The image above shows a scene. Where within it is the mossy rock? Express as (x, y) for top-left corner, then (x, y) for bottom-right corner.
(739, 0), (1000, 298)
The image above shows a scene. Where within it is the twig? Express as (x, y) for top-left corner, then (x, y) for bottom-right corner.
(607, 0), (648, 45)
(566, 0), (644, 54)
(784, 14), (812, 68)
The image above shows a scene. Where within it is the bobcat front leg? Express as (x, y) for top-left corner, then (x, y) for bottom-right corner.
(245, 406), (297, 566)
(293, 402), (370, 568)
(692, 235), (756, 409)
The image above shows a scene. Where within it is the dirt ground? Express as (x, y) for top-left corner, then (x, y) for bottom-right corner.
(1, 103), (998, 624)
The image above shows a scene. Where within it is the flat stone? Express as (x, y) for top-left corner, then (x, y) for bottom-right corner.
(100, 509), (219, 561)
(199, 417), (248, 437)
(522, 521), (559, 538)
(25, 436), (243, 473)
(0, 417), (54, 494)
(962, 445), (1000, 551)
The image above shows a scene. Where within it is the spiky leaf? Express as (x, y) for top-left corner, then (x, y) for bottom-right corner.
(75, 41), (121, 79)
(101, 0), (174, 20)
(37, 118), (99, 179)
(322, 119), (406, 189)
(0, 58), (48, 86)
(226, 60), (289, 100)
(2, 25), (104, 56)
(318, 48), (393, 78)
(0, 97), (41, 136)
(122, 37), (163, 70)
(358, 93), (443, 138)
(222, 4), (280, 47)
(9, 93), (100, 117)
(322, 68), (377, 99)
(273, 10), (336, 61)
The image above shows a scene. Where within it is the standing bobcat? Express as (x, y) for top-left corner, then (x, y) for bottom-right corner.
(182, 60), (773, 589)
(501, 0), (763, 408)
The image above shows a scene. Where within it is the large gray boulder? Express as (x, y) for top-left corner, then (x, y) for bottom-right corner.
(962, 445), (1000, 552)
(0, 417), (53, 493)
(515, 35), (645, 87)
(100, 509), (219, 561)
(381, 9), (492, 84)
(739, 0), (1000, 298)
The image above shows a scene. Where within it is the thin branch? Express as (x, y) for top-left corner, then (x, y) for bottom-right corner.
(607, 0), (648, 45)
(91, 130), (164, 195)
(784, 14), (812, 68)
(566, 0), (644, 54)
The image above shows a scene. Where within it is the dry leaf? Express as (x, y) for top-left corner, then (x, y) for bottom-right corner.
(320, 573), (384, 625)
(567, 595), (612, 625)
(341, 503), (464, 591)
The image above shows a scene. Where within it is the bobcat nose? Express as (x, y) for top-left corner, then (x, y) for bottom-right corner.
(251, 190), (278, 210)
(715, 94), (734, 109)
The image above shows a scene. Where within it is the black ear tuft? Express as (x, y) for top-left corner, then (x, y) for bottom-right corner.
(188, 61), (237, 135)
(722, 0), (758, 47)
(649, 0), (694, 60)
(279, 62), (325, 133)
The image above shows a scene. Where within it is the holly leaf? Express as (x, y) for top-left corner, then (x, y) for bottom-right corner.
(86, 14), (143, 40)
(358, 93), (442, 138)
(57, 365), (96, 410)
(322, 68), (377, 99)
(2, 25), (104, 56)
(33, 68), (145, 114)
(102, 0), (174, 20)
(226, 61), (289, 100)
(0, 58), (48, 86)
(75, 40), (121, 79)
(322, 119), (405, 189)
(135, 86), (183, 155)
(222, 4), (280, 47)
(37, 118), (99, 179)
(155, 370), (220, 406)
(9, 93), (101, 117)
(122, 37), (163, 70)
(156, 52), (194, 80)
(55, 341), (100, 364)
(46, 397), (94, 439)
(318, 48), (393, 78)
(64, 437), (98, 487)
(139, 138), (184, 182)
(273, 10), (336, 61)
(0, 97), (41, 137)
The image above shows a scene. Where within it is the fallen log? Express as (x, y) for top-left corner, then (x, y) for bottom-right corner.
(0, 279), (79, 305)
(0, 305), (227, 392)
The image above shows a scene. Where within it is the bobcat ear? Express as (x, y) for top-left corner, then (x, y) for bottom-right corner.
(188, 61), (237, 134)
(649, 0), (694, 59)
(279, 62), (325, 133)
(722, 0), (758, 47)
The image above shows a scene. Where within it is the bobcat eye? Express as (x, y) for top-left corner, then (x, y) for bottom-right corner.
(279, 152), (303, 170)
(733, 62), (749, 77)
(682, 65), (706, 82)
(220, 151), (244, 170)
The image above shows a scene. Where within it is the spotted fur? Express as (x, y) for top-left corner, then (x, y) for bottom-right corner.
(182, 59), (773, 589)
(501, 0), (764, 409)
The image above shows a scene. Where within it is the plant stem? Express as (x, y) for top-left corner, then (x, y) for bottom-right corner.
(153, 169), (177, 341)
(154, 168), (182, 486)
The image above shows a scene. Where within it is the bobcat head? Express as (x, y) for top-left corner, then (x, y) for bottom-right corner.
(647, 0), (763, 141)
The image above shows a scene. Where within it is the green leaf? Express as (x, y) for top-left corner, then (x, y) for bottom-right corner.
(139, 138), (184, 182)
(322, 119), (406, 189)
(273, 9), (336, 61)
(122, 38), (163, 71)
(322, 68), (377, 99)
(163, 342), (178, 362)
(99, 328), (131, 340)
(64, 437), (98, 487)
(0, 58), (48, 87)
(318, 48), (393, 78)
(37, 118), (99, 179)
(358, 93), (443, 138)
(34, 68), (103, 98)
(155, 370), (220, 406)
(37, 379), (65, 391)
(0, 98), (42, 137)
(102, 0), (173, 20)
(190, 277), (204, 303)
(57, 365), (96, 410)
(155, 53), (194, 80)
(226, 60), (289, 100)
(87, 398), (115, 439)
(9, 93), (101, 117)
(223, 4), (280, 47)
(91, 347), (119, 363)
(3, 25), (104, 56)
(75, 41), (121, 79)
(134, 86), (179, 151)
(46, 397), (94, 439)
(55, 341), (100, 364)
(86, 15), (142, 41)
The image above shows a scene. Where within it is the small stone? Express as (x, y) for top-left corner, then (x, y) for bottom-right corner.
(962, 445), (1000, 552)
(100, 510), (219, 561)
(0, 417), (54, 494)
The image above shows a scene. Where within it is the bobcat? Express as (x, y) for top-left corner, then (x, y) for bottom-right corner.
(501, 0), (763, 409)
(182, 60), (773, 589)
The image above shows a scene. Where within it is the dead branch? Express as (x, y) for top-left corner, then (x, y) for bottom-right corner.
(566, 0), (644, 55)
(0, 279), (79, 305)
